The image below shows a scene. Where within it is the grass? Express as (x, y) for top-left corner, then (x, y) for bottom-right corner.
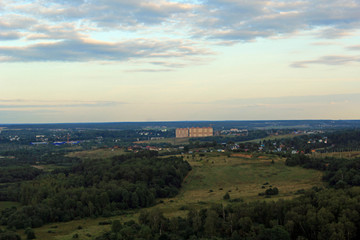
(243, 133), (305, 143)
(66, 148), (127, 160)
(0, 201), (20, 211)
(16, 152), (324, 240)
(31, 164), (68, 172)
(154, 153), (323, 215)
(136, 137), (190, 145)
(16, 214), (139, 240)
(311, 151), (360, 159)
(139, 152), (324, 221)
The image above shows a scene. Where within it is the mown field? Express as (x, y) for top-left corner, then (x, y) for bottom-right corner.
(0, 201), (20, 211)
(66, 148), (127, 159)
(311, 151), (360, 159)
(151, 152), (324, 218)
(12, 150), (324, 240)
(136, 137), (190, 145)
(14, 214), (139, 240)
(243, 133), (305, 143)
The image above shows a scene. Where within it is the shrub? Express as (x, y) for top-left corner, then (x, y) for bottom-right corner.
(265, 187), (279, 196)
(223, 192), (230, 200)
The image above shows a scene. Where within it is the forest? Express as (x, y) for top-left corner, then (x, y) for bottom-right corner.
(95, 187), (360, 240)
(0, 151), (191, 230)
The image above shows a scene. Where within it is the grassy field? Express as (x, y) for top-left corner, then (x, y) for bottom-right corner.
(311, 151), (360, 159)
(16, 151), (324, 240)
(136, 137), (190, 145)
(16, 214), (139, 240)
(151, 152), (323, 217)
(243, 133), (305, 143)
(66, 148), (127, 160)
(31, 164), (68, 172)
(0, 201), (20, 211)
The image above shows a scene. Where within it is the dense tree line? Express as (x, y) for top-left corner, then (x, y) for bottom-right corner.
(0, 151), (191, 229)
(0, 167), (42, 183)
(326, 129), (360, 151)
(96, 187), (360, 240)
(0, 147), (80, 166)
(0, 228), (21, 240)
(286, 154), (360, 188)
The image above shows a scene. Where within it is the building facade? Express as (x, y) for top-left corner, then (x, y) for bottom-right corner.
(176, 127), (213, 138)
(176, 128), (189, 138)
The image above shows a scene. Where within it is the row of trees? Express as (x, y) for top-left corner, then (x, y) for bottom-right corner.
(0, 167), (42, 183)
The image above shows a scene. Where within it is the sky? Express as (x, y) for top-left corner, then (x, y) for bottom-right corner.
(0, 0), (360, 123)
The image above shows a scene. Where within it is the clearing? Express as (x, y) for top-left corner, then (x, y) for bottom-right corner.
(15, 151), (324, 240)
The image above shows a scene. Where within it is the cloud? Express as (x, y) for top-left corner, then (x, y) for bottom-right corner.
(0, 32), (23, 40)
(26, 23), (88, 40)
(290, 55), (360, 68)
(0, 38), (211, 62)
(347, 45), (360, 51)
(6, 1), (360, 42)
(188, 0), (360, 42)
(0, 99), (126, 109)
(9, 0), (195, 28)
(124, 68), (174, 73)
(1, 0), (360, 63)
(316, 27), (356, 39)
(0, 14), (38, 30)
(311, 41), (340, 46)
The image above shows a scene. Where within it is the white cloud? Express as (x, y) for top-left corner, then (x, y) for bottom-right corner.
(291, 55), (360, 68)
(1, 0), (360, 63)
(347, 45), (360, 51)
(0, 32), (23, 40)
(0, 38), (212, 63)
(0, 99), (126, 109)
(189, 0), (360, 41)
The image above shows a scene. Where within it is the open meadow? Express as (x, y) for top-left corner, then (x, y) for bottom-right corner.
(66, 148), (127, 160)
(136, 137), (190, 145)
(151, 152), (324, 218)
(15, 150), (325, 240)
(0, 201), (20, 211)
(311, 151), (360, 159)
(243, 133), (305, 143)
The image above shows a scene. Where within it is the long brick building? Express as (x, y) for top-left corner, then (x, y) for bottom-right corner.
(176, 127), (213, 138)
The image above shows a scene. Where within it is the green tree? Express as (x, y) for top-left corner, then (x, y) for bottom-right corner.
(24, 228), (35, 240)
(223, 192), (230, 200)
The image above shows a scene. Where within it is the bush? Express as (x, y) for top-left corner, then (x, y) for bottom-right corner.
(265, 187), (279, 196)
(223, 192), (230, 200)
(25, 228), (35, 240)
(98, 221), (112, 225)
